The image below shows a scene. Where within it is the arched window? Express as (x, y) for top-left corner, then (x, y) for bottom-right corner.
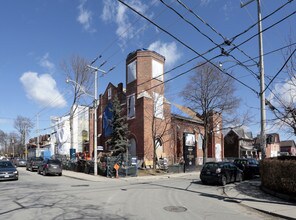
(129, 138), (137, 157)
(155, 138), (163, 159)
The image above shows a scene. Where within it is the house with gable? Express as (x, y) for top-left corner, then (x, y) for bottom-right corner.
(280, 140), (296, 156)
(224, 128), (257, 159)
(254, 133), (280, 158)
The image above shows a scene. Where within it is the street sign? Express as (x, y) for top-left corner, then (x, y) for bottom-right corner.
(114, 163), (119, 170)
(114, 163), (120, 178)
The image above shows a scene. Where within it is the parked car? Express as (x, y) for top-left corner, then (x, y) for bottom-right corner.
(13, 158), (27, 167)
(38, 159), (62, 176)
(200, 161), (243, 186)
(233, 158), (260, 179)
(0, 160), (19, 181)
(26, 157), (43, 171)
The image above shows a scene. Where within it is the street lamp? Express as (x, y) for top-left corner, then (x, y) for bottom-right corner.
(218, 60), (259, 79)
(66, 78), (94, 98)
(67, 64), (114, 176)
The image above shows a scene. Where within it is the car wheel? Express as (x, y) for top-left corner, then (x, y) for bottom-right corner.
(221, 175), (227, 186)
(201, 179), (207, 184)
(59, 173), (62, 176)
(236, 173), (243, 182)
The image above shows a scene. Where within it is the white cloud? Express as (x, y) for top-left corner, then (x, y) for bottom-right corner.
(101, 0), (149, 46)
(222, 1), (233, 20)
(39, 53), (55, 72)
(268, 78), (296, 108)
(200, 0), (211, 6)
(77, 0), (95, 32)
(20, 72), (67, 108)
(148, 41), (182, 67)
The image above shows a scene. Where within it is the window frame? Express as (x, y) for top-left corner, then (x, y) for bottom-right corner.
(127, 93), (135, 119)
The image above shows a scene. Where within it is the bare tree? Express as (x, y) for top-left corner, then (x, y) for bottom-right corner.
(13, 115), (34, 156)
(143, 85), (171, 169)
(61, 55), (93, 154)
(266, 36), (296, 136)
(181, 62), (241, 164)
(0, 129), (8, 154)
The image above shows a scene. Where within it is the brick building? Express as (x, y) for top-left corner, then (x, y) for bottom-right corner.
(89, 49), (224, 166)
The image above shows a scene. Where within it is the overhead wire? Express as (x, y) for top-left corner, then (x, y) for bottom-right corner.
(228, 9), (296, 54)
(118, 0), (259, 95)
(32, 1), (295, 134)
(263, 48), (296, 94)
(232, 0), (294, 42)
(160, 0), (259, 81)
(136, 13), (296, 91)
(175, 0), (259, 67)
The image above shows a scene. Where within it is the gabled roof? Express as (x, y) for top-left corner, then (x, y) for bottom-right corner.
(280, 140), (296, 147)
(171, 103), (202, 121)
(171, 113), (203, 124)
(227, 128), (253, 140)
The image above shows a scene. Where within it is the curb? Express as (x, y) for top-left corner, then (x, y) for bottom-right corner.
(260, 186), (296, 203)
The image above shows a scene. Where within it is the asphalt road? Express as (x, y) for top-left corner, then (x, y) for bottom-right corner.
(0, 167), (279, 220)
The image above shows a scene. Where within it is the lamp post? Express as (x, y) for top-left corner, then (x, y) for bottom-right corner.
(66, 77), (97, 172)
(11, 138), (15, 158)
(67, 64), (114, 176)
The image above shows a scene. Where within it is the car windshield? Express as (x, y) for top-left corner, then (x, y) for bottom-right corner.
(235, 160), (247, 165)
(203, 163), (221, 170)
(249, 159), (259, 165)
(48, 159), (61, 164)
(0, 161), (14, 168)
(32, 157), (43, 161)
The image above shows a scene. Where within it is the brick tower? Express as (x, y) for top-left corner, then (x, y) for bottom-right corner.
(125, 49), (172, 166)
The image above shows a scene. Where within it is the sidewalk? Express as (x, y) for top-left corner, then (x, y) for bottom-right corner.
(62, 169), (193, 182)
(63, 170), (296, 219)
(223, 178), (296, 220)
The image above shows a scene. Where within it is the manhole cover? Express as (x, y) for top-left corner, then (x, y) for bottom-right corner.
(163, 206), (187, 212)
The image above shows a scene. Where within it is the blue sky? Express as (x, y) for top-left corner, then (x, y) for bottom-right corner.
(0, 0), (295, 141)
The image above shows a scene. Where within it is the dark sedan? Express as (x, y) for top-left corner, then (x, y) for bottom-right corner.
(200, 161), (243, 186)
(38, 159), (62, 176)
(0, 160), (19, 181)
(233, 158), (260, 179)
(26, 157), (43, 171)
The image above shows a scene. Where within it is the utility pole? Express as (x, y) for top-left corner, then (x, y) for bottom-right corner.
(241, 0), (266, 159)
(24, 126), (27, 160)
(87, 65), (105, 176)
(37, 113), (40, 157)
(11, 138), (15, 158)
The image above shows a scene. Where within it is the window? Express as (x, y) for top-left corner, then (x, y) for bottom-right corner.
(127, 60), (136, 83)
(127, 94), (135, 118)
(155, 138), (163, 158)
(129, 138), (137, 157)
(198, 134), (203, 149)
(152, 60), (163, 81)
(153, 92), (163, 119)
(216, 124), (220, 134)
(108, 88), (112, 100)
